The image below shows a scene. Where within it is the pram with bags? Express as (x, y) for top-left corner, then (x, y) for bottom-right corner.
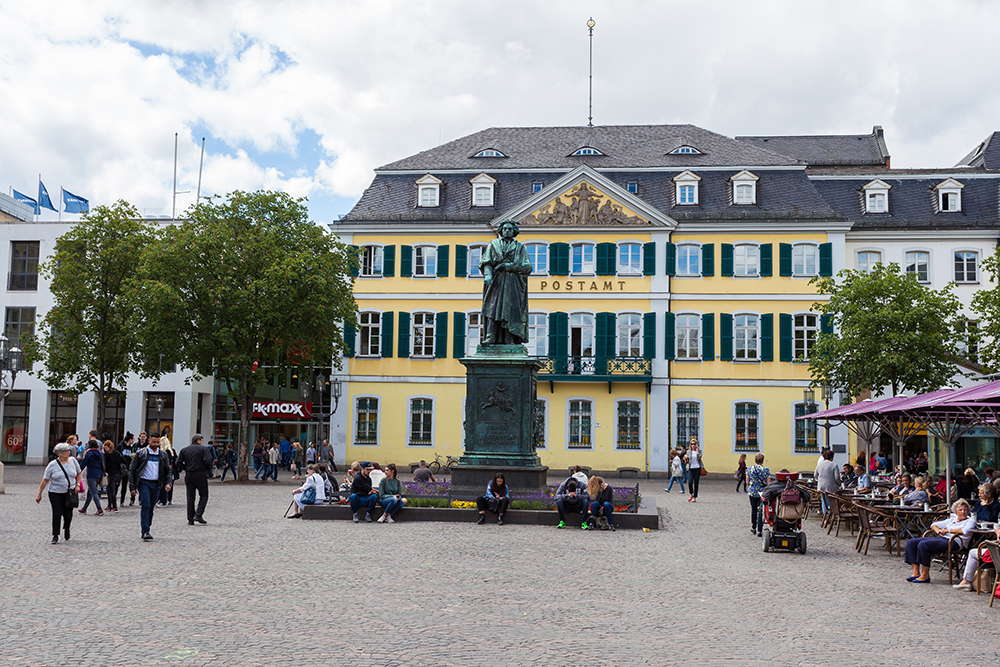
(760, 471), (810, 554)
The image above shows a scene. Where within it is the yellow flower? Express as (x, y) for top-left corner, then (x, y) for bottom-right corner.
(450, 500), (477, 509)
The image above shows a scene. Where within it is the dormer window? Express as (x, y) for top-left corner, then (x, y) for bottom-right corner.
(670, 145), (702, 155)
(673, 170), (701, 205)
(470, 173), (497, 207)
(731, 170), (758, 205)
(473, 149), (506, 158)
(862, 179), (891, 214)
(935, 178), (964, 212)
(416, 174), (442, 208)
(571, 147), (604, 156)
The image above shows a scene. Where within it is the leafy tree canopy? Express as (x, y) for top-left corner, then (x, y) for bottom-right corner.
(971, 249), (1000, 373)
(810, 263), (962, 399)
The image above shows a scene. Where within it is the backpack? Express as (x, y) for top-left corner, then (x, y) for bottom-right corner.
(777, 482), (808, 521)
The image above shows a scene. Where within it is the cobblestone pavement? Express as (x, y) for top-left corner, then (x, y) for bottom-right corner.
(1, 465), (997, 666)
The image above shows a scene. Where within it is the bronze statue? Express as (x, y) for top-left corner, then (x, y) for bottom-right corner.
(480, 219), (532, 345)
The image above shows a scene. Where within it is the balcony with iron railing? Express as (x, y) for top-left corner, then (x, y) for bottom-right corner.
(535, 355), (652, 388)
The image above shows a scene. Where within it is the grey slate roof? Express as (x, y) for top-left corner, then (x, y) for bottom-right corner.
(736, 128), (889, 168)
(956, 132), (1000, 170)
(376, 124), (803, 171)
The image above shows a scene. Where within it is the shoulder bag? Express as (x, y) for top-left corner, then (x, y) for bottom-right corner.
(57, 461), (80, 509)
(100, 451), (109, 488)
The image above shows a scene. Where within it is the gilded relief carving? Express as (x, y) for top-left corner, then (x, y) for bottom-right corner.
(521, 181), (646, 226)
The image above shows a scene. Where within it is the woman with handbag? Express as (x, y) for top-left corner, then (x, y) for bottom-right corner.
(35, 442), (82, 544)
(476, 472), (511, 525)
(735, 453), (748, 493)
(687, 437), (703, 503)
(287, 463), (326, 518)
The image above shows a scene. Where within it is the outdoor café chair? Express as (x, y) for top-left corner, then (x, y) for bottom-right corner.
(922, 530), (969, 585)
(984, 541), (1000, 608)
(826, 494), (858, 538)
(855, 505), (900, 556)
(974, 540), (997, 600)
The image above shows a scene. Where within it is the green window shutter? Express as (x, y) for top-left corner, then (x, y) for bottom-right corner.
(821, 314), (833, 334)
(644, 312), (657, 360)
(400, 245), (412, 277)
(779, 313), (793, 362)
(662, 311), (674, 360)
(397, 312), (410, 357)
(665, 242), (676, 276)
(701, 313), (714, 361)
(596, 312), (614, 358)
(380, 312), (394, 358)
(436, 245), (449, 278)
(453, 312), (466, 358)
(549, 312), (568, 372)
(454, 245), (467, 278)
(760, 313), (774, 362)
(719, 313), (733, 361)
(382, 245), (395, 277)
(701, 243), (714, 277)
(819, 243), (833, 277)
(551, 242), (569, 276)
(344, 321), (356, 357)
(435, 312), (448, 358)
(596, 242), (615, 276)
(779, 243), (792, 277)
(760, 244), (773, 277)
(721, 244), (734, 277)
(643, 242), (656, 276)
(349, 245), (360, 278)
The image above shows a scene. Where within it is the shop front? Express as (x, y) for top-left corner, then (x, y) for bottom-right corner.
(1, 390), (29, 464)
(212, 387), (329, 453)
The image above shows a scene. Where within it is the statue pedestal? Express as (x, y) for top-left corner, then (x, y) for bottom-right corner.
(451, 345), (548, 498)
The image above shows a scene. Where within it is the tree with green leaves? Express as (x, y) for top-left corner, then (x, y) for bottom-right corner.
(971, 249), (1000, 373)
(809, 263), (963, 399)
(23, 200), (154, 434)
(134, 190), (357, 480)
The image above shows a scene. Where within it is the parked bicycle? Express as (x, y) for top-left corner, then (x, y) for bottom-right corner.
(429, 453), (461, 474)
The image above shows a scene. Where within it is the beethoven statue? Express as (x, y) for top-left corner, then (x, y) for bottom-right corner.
(480, 219), (532, 345)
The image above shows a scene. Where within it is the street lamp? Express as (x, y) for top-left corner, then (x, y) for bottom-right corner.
(804, 385), (836, 452)
(154, 395), (164, 435)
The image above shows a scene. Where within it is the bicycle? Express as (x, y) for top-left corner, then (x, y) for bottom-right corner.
(429, 453), (461, 474)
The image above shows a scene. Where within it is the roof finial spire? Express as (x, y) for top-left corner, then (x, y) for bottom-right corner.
(587, 17), (596, 127)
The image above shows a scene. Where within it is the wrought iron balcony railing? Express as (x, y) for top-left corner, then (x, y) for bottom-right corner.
(535, 355), (652, 382)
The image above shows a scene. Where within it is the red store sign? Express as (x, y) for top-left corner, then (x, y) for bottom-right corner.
(252, 401), (314, 420)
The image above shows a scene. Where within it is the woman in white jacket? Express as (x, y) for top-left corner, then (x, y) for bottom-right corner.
(287, 464), (326, 518)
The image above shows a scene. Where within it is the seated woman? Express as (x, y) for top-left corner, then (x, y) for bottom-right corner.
(889, 474), (915, 500)
(377, 463), (407, 524)
(903, 477), (930, 506)
(952, 522), (1000, 591)
(903, 498), (975, 583)
(970, 482), (1000, 524)
(475, 473), (510, 525)
(287, 463), (326, 518)
(587, 476), (615, 531)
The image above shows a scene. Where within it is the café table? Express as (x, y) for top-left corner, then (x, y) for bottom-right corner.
(890, 506), (948, 541)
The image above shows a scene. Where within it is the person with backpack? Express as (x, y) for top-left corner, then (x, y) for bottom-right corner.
(746, 453), (771, 536)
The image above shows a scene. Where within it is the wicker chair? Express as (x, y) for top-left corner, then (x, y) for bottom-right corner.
(985, 542), (1000, 607)
(921, 530), (970, 585)
(855, 505), (900, 556)
(826, 494), (859, 537)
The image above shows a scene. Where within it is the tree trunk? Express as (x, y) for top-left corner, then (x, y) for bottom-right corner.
(237, 381), (252, 481)
(97, 370), (107, 440)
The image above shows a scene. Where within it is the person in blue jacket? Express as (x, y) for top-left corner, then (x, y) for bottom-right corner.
(476, 473), (511, 525)
(79, 438), (105, 515)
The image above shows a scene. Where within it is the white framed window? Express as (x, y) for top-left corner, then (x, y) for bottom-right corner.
(571, 147), (603, 156)
(677, 244), (701, 276)
(793, 402), (819, 454)
(863, 179), (890, 214)
(532, 182), (544, 193)
(731, 170), (758, 205)
(468, 244), (485, 277)
(359, 245), (383, 277)
(734, 313), (759, 360)
(473, 149), (505, 158)
(466, 311), (482, 356)
(571, 243), (595, 275)
(867, 193), (886, 213)
(670, 146), (701, 155)
(416, 174), (442, 207)
(676, 313), (701, 360)
(411, 312), (435, 357)
(616, 312), (642, 357)
(905, 251), (929, 282)
(935, 178), (964, 212)
(857, 250), (881, 273)
(354, 396), (380, 446)
(470, 173), (496, 207)
(567, 398), (593, 449)
(569, 312), (595, 374)
(673, 171), (701, 205)
(616, 399), (642, 450)
(954, 251), (978, 283)
(408, 397), (434, 446)
(734, 243), (759, 277)
(526, 243), (548, 275)
(792, 243), (818, 277)
(734, 401), (761, 453)
(413, 245), (437, 277)
(527, 312), (548, 356)
(793, 313), (819, 361)
(675, 400), (702, 447)
(626, 182), (638, 194)
(617, 243), (642, 275)
(358, 311), (381, 357)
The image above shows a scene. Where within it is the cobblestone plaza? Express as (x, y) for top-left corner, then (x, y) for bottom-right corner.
(2, 467), (997, 666)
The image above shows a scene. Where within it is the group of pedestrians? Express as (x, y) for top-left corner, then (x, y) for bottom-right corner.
(664, 437), (705, 502)
(252, 436), (337, 482)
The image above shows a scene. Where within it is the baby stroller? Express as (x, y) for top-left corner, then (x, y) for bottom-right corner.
(761, 471), (809, 554)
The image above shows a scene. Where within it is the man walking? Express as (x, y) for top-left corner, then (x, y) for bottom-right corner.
(128, 432), (173, 541)
(177, 434), (213, 525)
(320, 438), (338, 473)
(280, 436), (292, 470)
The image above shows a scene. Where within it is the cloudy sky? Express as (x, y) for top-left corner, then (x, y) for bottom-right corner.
(3, 0), (999, 223)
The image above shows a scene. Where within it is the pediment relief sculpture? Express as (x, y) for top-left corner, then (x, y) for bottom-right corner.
(520, 181), (648, 227)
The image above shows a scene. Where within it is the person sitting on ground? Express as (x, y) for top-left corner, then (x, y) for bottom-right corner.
(412, 460), (436, 483)
(952, 521), (1000, 591)
(853, 464), (872, 493)
(554, 474), (590, 529)
(287, 464), (326, 518)
(377, 463), (407, 524)
(368, 462), (386, 491)
(889, 474), (915, 500)
(903, 477), (931, 506)
(903, 498), (976, 583)
(840, 463), (857, 488)
(475, 472), (510, 525)
(587, 476), (615, 531)
(349, 461), (379, 523)
(970, 482), (1000, 524)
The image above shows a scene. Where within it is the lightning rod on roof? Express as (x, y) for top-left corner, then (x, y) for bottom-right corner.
(587, 17), (595, 127)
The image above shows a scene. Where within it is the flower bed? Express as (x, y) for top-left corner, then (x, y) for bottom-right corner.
(399, 479), (642, 513)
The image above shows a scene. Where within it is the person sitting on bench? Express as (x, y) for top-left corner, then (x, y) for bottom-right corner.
(476, 473), (510, 525)
(349, 461), (379, 523)
(555, 470), (590, 529)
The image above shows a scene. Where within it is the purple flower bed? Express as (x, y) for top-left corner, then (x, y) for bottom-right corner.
(401, 479), (640, 510)
(403, 480), (451, 496)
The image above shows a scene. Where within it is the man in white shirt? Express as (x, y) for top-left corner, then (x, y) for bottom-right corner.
(128, 432), (173, 541)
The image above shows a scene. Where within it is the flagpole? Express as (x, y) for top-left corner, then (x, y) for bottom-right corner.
(196, 137), (205, 206)
(37, 174), (41, 221)
(58, 188), (62, 222)
(172, 132), (179, 219)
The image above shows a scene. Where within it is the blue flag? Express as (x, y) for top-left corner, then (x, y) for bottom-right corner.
(38, 181), (56, 211)
(12, 189), (39, 215)
(62, 188), (89, 214)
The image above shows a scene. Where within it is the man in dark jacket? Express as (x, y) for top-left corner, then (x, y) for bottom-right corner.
(128, 432), (173, 541)
(177, 434), (214, 525)
(349, 461), (378, 522)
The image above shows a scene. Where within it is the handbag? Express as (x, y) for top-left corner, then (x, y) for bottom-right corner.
(300, 485), (317, 505)
(488, 497), (501, 513)
(57, 461), (80, 509)
(700, 465), (708, 477)
(100, 451), (109, 488)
